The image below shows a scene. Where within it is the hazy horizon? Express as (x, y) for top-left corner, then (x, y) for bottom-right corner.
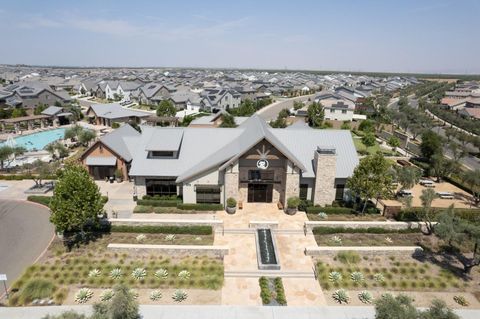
(1, 0), (479, 74)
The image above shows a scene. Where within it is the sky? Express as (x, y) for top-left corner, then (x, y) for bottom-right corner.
(0, 0), (479, 74)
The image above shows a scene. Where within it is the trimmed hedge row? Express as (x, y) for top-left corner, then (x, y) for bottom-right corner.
(312, 227), (420, 235)
(177, 203), (223, 211)
(27, 195), (108, 208)
(0, 174), (57, 180)
(395, 208), (480, 223)
(110, 225), (212, 235)
(142, 195), (179, 200)
(136, 199), (179, 207)
(306, 206), (380, 215)
(27, 195), (52, 207)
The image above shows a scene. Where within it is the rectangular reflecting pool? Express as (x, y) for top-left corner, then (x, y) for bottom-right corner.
(255, 228), (281, 270)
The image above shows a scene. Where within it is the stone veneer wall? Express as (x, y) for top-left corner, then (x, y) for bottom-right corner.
(238, 166), (285, 203)
(284, 160), (300, 204)
(224, 162), (239, 204)
(313, 151), (337, 206)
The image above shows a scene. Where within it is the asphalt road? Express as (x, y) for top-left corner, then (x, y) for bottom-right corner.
(257, 94), (315, 121)
(0, 200), (54, 293)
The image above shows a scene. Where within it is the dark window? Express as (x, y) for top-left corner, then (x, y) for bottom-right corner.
(196, 185), (221, 204)
(146, 179), (177, 197)
(248, 170), (274, 181)
(299, 184), (308, 200)
(335, 184), (345, 201)
(150, 151), (174, 157)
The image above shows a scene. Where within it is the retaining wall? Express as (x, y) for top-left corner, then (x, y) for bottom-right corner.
(107, 243), (229, 258)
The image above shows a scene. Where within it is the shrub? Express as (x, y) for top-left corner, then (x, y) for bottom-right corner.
(133, 205), (152, 214)
(453, 295), (469, 306)
(307, 206), (353, 214)
(287, 196), (300, 209)
(358, 291), (373, 304)
(259, 277), (271, 305)
(177, 203), (223, 211)
(312, 227), (420, 235)
(18, 279), (56, 304)
(317, 212), (328, 219)
(373, 273), (385, 282)
(226, 197), (237, 208)
(332, 289), (350, 304)
(142, 194), (179, 200)
(136, 199), (179, 207)
(110, 225), (212, 235)
(100, 289), (114, 301)
(298, 199), (313, 212)
(336, 251), (361, 264)
(27, 195), (52, 207)
(274, 278), (287, 306)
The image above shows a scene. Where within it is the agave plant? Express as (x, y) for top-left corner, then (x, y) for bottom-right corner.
(88, 268), (101, 278)
(358, 291), (373, 304)
(331, 236), (342, 245)
(100, 289), (114, 302)
(332, 289), (349, 304)
(75, 288), (93, 304)
(150, 290), (162, 301)
(131, 268), (147, 280)
(178, 270), (191, 280)
(317, 212), (328, 219)
(328, 271), (342, 283)
(385, 237), (393, 244)
(130, 289), (139, 300)
(136, 234), (147, 242)
(165, 234), (176, 242)
(351, 271), (365, 283)
(172, 290), (188, 302)
(373, 273), (385, 282)
(155, 268), (168, 279)
(110, 268), (122, 279)
(453, 295), (469, 306)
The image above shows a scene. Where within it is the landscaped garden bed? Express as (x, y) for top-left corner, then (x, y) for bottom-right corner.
(315, 251), (480, 307)
(312, 227), (433, 247)
(305, 205), (386, 221)
(133, 205), (217, 214)
(8, 229), (222, 306)
(259, 277), (287, 306)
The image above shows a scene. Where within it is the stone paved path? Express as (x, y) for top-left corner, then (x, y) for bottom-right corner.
(215, 203), (326, 306)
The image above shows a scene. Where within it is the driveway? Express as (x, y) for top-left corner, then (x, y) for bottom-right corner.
(0, 200), (54, 294)
(257, 94), (315, 121)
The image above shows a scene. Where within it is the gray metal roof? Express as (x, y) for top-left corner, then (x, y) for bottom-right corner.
(41, 106), (62, 116)
(99, 124), (141, 161)
(89, 103), (151, 120)
(85, 156), (116, 166)
(145, 129), (184, 151)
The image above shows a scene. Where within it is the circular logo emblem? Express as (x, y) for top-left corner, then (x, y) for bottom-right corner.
(256, 159), (269, 170)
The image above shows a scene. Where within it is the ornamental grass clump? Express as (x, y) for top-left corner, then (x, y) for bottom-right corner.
(75, 288), (93, 304)
(373, 273), (385, 282)
(328, 271), (343, 283)
(155, 269), (168, 279)
(172, 290), (188, 302)
(358, 291), (373, 304)
(131, 268), (147, 280)
(332, 289), (350, 304)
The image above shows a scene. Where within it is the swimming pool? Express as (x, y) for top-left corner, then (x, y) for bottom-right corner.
(0, 128), (66, 151)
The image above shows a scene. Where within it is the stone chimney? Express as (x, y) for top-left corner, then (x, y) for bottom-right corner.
(313, 146), (337, 206)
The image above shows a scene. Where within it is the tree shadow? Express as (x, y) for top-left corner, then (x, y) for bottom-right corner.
(63, 218), (111, 251)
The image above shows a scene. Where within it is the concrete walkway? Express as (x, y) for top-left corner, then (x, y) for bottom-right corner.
(1, 305), (479, 319)
(95, 180), (136, 218)
(214, 203), (326, 306)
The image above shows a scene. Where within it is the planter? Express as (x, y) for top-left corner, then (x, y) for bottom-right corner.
(226, 206), (236, 214)
(116, 177), (123, 183)
(286, 207), (297, 215)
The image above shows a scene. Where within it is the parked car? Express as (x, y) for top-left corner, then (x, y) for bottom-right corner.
(437, 192), (454, 199)
(397, 189), (413, 197)
(419, 179), (435, 187)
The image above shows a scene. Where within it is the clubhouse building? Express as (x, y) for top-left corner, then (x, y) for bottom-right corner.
(80, 115), (358, 207)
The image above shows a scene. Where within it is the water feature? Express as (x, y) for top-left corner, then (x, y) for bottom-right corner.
(255, 228), (281, 270)
(0, 128), (66, 151)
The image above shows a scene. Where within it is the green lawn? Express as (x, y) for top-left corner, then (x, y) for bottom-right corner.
(351, 132), (397, 156)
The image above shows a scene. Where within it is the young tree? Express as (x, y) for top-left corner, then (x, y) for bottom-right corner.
(0, 145), (26, 169)
(91, 284), (140, 319)
(396, 166), (422, 190)
(462, 169), (480, 206)
(358, 119), (375, 133)
(346, 152), (393, 214)
(78, 129), (96, 146)
(431, 153), (458, 182)
(219, 113), (237, 128)
(42, 311), (87, 319)
(419, 188), (437, 235)
(362, 133), (376, 151)
(420, 130), (442, 161)
(49, 163), (104, 234)
(293, 100), (303, 110)
(374, 294), (417, 319)
(421, 299), (459, 319)
(435, 207), (480, 274)
(156, 100), (176, 117)
(29, 160), (59, 188)
(64, 125), (83, 140)
(306, 102), (324, 128)
(387, 136), (400, 152)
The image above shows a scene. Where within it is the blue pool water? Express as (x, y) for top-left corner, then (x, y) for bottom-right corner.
(0, 128), (66, 151)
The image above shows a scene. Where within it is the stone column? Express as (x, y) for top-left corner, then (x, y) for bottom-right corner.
(224, 161), (239, 205)
(284, 160), (300, 205)
(313, 147), (337, 206)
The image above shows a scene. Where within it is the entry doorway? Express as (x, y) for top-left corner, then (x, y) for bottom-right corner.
(248, 183), (273, 203)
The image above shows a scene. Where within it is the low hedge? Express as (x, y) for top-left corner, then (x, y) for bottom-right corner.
(0, 174), (57, 181)
(27, 195), (52, 207)
(110, 225), (212, 235)
(177, 203), (223, 211)
(306, 206), (353, 214)
(142, 195), (180, 201)
(312, 226), (420, 235)
(136, 199), (178, 207)
(395, 208), (480, 223)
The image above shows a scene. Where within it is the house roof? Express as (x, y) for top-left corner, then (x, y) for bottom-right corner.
(145, 129), (184, 151)
(85, 156), (117, 166)
(98, 124), (141, 161)
(88, 103), (151, 120)
(41, 106), (63, 116)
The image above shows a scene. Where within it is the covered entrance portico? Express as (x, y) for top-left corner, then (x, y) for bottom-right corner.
(247, 183), (273, 203)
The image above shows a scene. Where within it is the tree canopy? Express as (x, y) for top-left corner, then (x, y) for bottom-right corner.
(395, 166), (422, 190)
(219, 113), (237, 128)
(420, 130), (442, 161)
(306, 102), (324, 128)
(375, 294), (459, 319)
(0, 145), (26, 169)
(156, 100), (176, 117)
(49, 163), (104, 234)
